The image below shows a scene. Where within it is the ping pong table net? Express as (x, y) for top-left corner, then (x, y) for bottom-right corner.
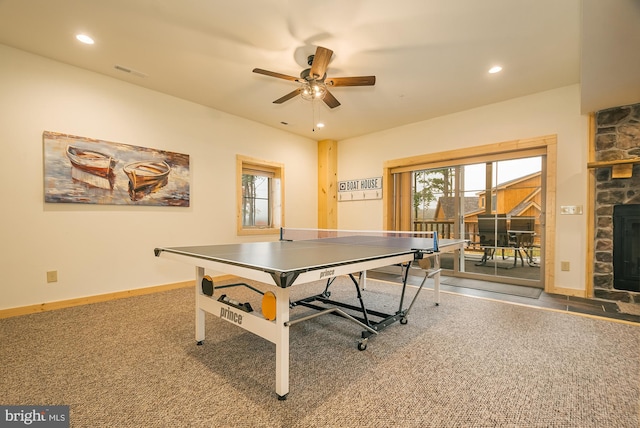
(280, 227), (438, 244)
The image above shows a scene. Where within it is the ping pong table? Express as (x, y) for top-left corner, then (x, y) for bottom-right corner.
(154, 228), (465, 400)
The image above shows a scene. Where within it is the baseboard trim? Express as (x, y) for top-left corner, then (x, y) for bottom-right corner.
(0, 275), (235, 319)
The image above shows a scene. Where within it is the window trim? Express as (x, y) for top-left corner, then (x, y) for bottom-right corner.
(236, 155), (284, 236)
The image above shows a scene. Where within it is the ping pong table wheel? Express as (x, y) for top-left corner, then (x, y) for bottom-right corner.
(196, 341), (204, 346)
(357, 341), (368, 351)
(400, 317), (408, 325)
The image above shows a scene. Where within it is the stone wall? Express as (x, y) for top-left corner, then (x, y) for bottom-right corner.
(593, 103), (640, 302)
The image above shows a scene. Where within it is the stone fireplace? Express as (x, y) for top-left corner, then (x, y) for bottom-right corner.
(592, 103), (640, 303)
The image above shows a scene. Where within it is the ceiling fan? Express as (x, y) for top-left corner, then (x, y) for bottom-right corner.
(252, 46), (376, 108)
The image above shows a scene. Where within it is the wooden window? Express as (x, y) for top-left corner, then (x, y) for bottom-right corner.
(237, 155), (284, 236)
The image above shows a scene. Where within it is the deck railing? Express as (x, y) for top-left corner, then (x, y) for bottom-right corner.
(413, 219), (539, 250)
(413, 220), (457, 239)
(413, 220), (481, 249)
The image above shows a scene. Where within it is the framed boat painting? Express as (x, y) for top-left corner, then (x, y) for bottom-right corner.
(43, 131), (190, 207)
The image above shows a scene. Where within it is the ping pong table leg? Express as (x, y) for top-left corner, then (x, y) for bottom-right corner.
(274, 286), (290, 400)
(195, 267), (206, 344)
(433, 254), (441, 306)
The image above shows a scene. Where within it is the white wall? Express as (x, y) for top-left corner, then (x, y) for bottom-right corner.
(0, 42), (591, 309)
(337, 85), (589, 292)
(0, 45), (318, 310)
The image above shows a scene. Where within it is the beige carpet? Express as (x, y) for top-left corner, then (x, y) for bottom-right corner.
(1, 278), (639, 427)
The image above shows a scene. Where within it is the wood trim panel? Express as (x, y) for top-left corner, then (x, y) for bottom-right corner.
(400, 171), (412, 230)
(384, 135), (554, 172)
(542, 137), (559, 295)
(587, 157), (640, 168)
(317, 139), (338, 229)
(382, 167), (393, 230)
(585, 113), (596, 298)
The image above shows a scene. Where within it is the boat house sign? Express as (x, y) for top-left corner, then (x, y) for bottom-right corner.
(338, 177), (382, 201)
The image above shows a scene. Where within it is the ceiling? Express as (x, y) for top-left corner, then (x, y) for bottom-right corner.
(0, 0), (638, 141)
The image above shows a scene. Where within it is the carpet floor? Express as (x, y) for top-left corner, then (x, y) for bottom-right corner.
(1, 278), (638, 427)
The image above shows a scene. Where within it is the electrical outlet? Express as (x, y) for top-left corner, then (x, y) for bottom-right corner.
(560, 261), (570, 272)
(46, 270), (58, 283)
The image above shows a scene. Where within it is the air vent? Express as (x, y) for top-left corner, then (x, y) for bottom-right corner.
(114, 65), (147, 78)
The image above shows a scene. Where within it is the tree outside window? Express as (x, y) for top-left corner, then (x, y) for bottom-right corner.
(237, 155), (283, 235)
(413, 168), (453, 220)
(242, 172), (271, 227)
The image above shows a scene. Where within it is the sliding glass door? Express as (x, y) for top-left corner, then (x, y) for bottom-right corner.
(411, 156), (544, 287)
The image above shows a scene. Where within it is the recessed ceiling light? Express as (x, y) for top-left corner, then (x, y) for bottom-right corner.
(488, 65), (502, 74)
(316, 122), (325, 128)
(76, 34), (94, 45)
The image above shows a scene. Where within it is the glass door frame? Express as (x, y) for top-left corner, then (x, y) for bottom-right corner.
(382, 136), (556, 292)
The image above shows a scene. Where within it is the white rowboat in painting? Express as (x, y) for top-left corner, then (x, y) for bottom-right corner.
(66, 145), (116, 177)
(123, 160), (170, 192)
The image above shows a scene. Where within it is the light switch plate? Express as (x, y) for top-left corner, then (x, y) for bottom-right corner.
(560, 205), (583, 215)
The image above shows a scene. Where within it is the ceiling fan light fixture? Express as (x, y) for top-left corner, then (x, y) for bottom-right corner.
(253, 46), (373, 109)
(300, 80), (327, 101)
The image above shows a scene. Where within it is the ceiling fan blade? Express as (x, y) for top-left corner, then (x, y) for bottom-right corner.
(253, 68), (299, 82)
(326, 76), (376, 87)
(309, 46), (333, 79)
(273, 88), (302, 104)
(323, 90), (341, 109)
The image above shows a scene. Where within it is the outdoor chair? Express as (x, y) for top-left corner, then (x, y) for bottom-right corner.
(508, 216), (536, 266)
(475, 214), (508, 266)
